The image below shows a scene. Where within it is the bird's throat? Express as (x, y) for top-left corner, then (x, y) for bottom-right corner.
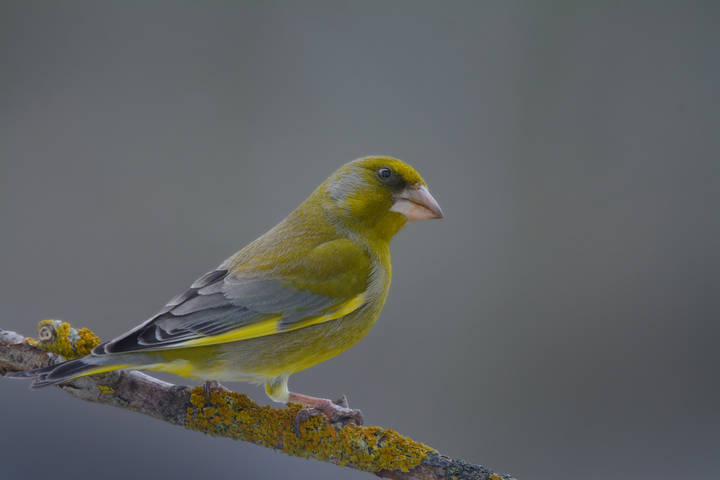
(369, 212), (408, 244)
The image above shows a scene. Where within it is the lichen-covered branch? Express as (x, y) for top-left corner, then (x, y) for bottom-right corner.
(1, 321), (515, 480)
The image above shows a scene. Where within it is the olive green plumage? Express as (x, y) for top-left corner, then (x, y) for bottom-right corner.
(12, 156), (443, 403)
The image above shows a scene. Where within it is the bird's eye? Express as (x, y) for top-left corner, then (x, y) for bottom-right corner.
(378, 167), (392, 180)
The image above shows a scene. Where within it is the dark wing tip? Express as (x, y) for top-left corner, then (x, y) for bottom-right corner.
(91, 341), (110, 355)
(102, 268), (230, 354)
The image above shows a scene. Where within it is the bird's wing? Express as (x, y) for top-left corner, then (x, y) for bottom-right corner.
(97, 239), (371, 354)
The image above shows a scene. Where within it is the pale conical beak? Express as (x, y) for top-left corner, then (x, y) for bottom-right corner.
(389, 184), (444, 221)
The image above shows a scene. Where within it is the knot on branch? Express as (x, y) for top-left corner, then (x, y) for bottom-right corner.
(30, 319), (101, 359)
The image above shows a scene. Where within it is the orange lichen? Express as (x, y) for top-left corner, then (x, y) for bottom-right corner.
(33, 319), (101, 359)
(73, 327), (101, 356)
(185, 387), (434, 473)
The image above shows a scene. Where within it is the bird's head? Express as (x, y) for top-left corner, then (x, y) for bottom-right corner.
(317, 156), (443, 242)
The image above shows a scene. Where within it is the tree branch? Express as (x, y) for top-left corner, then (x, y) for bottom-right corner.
(1, 321), (515, 480)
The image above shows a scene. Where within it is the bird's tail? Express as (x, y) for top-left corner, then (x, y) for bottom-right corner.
(6, 355), (133, 388)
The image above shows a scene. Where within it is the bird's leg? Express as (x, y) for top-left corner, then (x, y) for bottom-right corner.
(289, 391), (364, 436)
(203, 380), (231, 403)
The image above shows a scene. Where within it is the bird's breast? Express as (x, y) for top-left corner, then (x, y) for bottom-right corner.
(214, 256), (391, 378)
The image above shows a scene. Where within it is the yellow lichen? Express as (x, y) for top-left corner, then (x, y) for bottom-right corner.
(32, 320), (100, 359)
(185, 387), (434, 473)
(97, 385), (115, 394)
(74, 328), (101, 356)
(489, 475), (505, 480)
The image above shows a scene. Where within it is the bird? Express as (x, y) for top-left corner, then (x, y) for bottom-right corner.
(10, 156), (443, 424)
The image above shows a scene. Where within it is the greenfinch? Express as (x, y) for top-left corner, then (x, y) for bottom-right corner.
(11, 156), (443, 423)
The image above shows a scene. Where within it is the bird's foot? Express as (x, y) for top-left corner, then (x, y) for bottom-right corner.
(203, 380), (231, 403)
(292, 395), (363, 437)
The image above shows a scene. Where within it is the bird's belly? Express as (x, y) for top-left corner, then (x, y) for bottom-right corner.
(221, 308), (378, 377)
(153, 307), (379, 382)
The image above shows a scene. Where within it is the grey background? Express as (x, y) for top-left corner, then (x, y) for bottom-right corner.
(1, 2), (719, 479)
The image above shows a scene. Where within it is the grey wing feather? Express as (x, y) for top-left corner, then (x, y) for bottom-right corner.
(97, 267), (338, 354)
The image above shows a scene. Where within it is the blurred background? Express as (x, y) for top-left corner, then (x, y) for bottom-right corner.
(1, 2), (719, 479)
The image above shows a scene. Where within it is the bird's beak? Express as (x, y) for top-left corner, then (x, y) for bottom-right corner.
(390, 184), (444, 221)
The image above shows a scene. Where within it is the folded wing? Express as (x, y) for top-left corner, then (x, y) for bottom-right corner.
(96, 239), (370, 355)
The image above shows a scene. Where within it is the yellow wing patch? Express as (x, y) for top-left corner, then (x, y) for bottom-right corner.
(166, 292), (366, 349)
